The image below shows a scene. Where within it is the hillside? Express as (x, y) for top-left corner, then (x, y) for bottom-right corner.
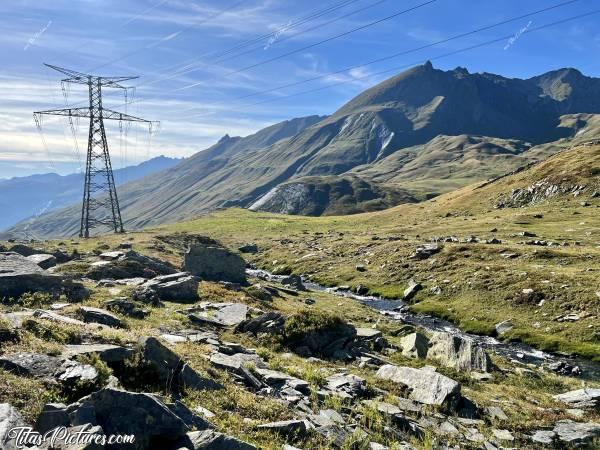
(11, 63), (600, 237)
(0, 155), (180, 233)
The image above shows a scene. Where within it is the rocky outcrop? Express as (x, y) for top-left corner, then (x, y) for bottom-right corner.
(400, 332), (429, 359)
(183, 243), (246, 283)
(0, 403), (28, 450)
(553, 388), (600, 410)
(26, 253), (57, 269)
(376, 365), (461, 408)
(427, 332), (492, 372)
(78, 306), (123, 328)
(85, 250), (176, 281)
(0, 252), (63, 299)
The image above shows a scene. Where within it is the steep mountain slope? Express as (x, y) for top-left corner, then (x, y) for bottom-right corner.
(0, 156), (180, 231)
(12, 64), (600, 237)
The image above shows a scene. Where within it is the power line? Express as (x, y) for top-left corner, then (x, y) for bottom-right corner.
(174, 0), (439, 92)
(232, 0), (583, 101)
(218, 8), (600, 116)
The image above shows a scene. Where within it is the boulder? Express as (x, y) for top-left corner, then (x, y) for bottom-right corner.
(235, 312), (285, 335)
(280, 274), (306, 291)
(553, 388), (600, 410)
(325, 373), (367, 400)
(36, 402), (70, 434)
(183, 243), (246, 283)
(33, 309), (87, 326)
(139, 337), (222, 391)
(0, 403), (27, 450)
(427, 332), (492, 372)
(0, 252), (63, 299)
(376, 365), (461, 408)
(79, 307), (123, 328)
(26, 253), (57, 269)
(400, 332), (429, 358)
(0, 352), (65, 378)
(8, 244), (37, 256)
(175, 430), (257, 449)
(134, 272), (200, 304)
(86, 250), (176, 281)
(403, 280), (422, 301)
(62, 344), (134, 364)
(410, 244), (441, 260)
(67, 388), (210, 448)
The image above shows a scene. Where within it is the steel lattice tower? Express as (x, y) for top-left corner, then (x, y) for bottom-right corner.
(34, 64), (157, 238)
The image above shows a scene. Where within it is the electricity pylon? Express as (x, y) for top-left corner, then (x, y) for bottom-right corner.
(34, 64), (158, 238)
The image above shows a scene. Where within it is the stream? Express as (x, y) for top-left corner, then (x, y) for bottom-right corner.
(247, 268), (600, 381)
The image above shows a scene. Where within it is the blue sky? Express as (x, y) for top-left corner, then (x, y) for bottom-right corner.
(1, 0), (599, 178)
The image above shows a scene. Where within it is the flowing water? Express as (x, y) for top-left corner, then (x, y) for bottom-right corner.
(247, 268), (600, 381)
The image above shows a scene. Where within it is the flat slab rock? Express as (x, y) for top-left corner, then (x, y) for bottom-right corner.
(210, 352), (267, 373)
(531, 420), (600, 445)
(0, 252), (64, 297)
(62, 344), (134, 364)
(190, 303), (249, 327)
(553, 388), (600, 409)
(79, 306), (123, 328)
(376, 364), (461, 407)
(0, 403), (28, 450)
(177, 429), (257, 449)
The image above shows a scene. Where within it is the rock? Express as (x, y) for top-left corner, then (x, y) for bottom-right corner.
(0, 403), (27, 450)
(190, 303), (248, 327)
(325, 373), (366, 399)
(402, 280), (422, 301)
(103, 298), (149, 319)
(8, 244), (36, 256)
(36, 402), (70, 433)
(553, 420), (600, 445)
(134, 272), (200, 304)
(33, 309), (87, 327)
(494, 320), (513, 335)
(281, 274), (306, 291)
(530, 429), (556, 445)
(255, 368), (309, 393)
(139, 337), (222, 391)
(0, 352), (65, 378)
(78, 306), (123, 328)
(238, 243), (258, 254)
(183, 243), (246, 283)
(26, 253), (57, 269)
(410, 244), (441, 260)
(355, 264), (366, 272)
(210, 352), (267, 373)
(400, 332), (429, 358)
(67, 388), (209, 448)
(57, 361), (99, 386)
(376, 365), (461, 408)
(547, 360), (581, 376)
(176, 430), (257, 449)
(86, 250), (176, 281)
(553, 388), (600, 409)
(492, 429), (514, 441)
(235, 312), (285, 335)
(0, 252), (64, 298)
(257, 419), (308, 436)
(427, 332), (492, 372)
(62, 344), (134, 364)
(485, 406), (508, 421)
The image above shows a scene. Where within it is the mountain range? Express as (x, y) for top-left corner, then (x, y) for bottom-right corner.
(9, 62), (600, 237)
(1, 156), (180, 233)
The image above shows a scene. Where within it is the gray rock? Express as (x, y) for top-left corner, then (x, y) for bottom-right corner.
(400, 332), (428, 358)
(62, 344), (134, 364)
(86, 250), (176, 280)
(103, 297), (149, 319)
(176, 429), (257, 449)
(403, 280), (422, 301)
(281, 274), (306, 291)
(213, 304), (249, 326)
(79, 307), (122, 328)
(376, 365), (461, 408)
(210, 352), (267, 373)
(68, 388), (208, 448)
(238, 243), (258, 254)
(36, 402), (70, 433)
(410, 244), (441, 260)
(530, 429), (556, 445)
(139, 337), (222, 391)
(0, 252), (64, 298)
(553, 420), (600, 445)
(57, 361), (99, 386)
(356, 328), (383, 340)
(26, 253), (57, 269)
(553, 388), (600, 410)
(494, 320), (513, 335)
(184, 244), (246, 283)
(325, 373), (366, 399)
(235, 312), (285, 335)
(33, 309), (87, 327)
(0, 403), (27, 450)
(134, 272), (200, 304)
(427, 332), (492, 372)
(257, 419), (308, 436)
(485, 406), (508, 421)
(0, 352), (65, 378)
(492, 429), (514, 441)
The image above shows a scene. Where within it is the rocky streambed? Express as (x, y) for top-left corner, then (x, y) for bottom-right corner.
(248, 269), (600, 381)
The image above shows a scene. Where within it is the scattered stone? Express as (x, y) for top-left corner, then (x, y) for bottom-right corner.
(355, 264), (366, 272)
(325, 373), (367, 400)
(492, 429), (514, 441)
(403, 280), (422, 301)
(184, 243), (246, 283)
(485, 406), (508, 421)
(553, 388), (600, 409)
(257, 419), (308, 436)
(0, 403), (27, 450)
(530, 429), (556, 445)
(86, 250), (176, 280)
(0, 252), (64, 298)
(281, 274), (306, 291)
(494, 320), (513, 335)
(33, 309), (87, 327)
(399, 332), (428, 359)
(210, 352), (267, 373)
(36, 402), (69, 434)
(547, 361), (581, 376)
(235, 312), (286, 335)
(0, 352), (65, 378)
(410, 244), (441, 260)
(134, 272), (200, 304)
(26, 253), (57, 269)
(190, 303), (249, 327)
(553, 420), (600, 445)
(238, 243), (258, 254)
(99, 251), (125, 261)
(139, 337), (222, 391)
(62, 344), (134, 364)
(103, 297), (149, 319)
(79, 306), (123, 328)
(427, 332), (492, 372)
(176, 429), (257, 449)
(376, 365), (461, 408)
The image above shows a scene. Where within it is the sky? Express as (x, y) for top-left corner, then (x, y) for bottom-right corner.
(1, 0), (599, 178)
